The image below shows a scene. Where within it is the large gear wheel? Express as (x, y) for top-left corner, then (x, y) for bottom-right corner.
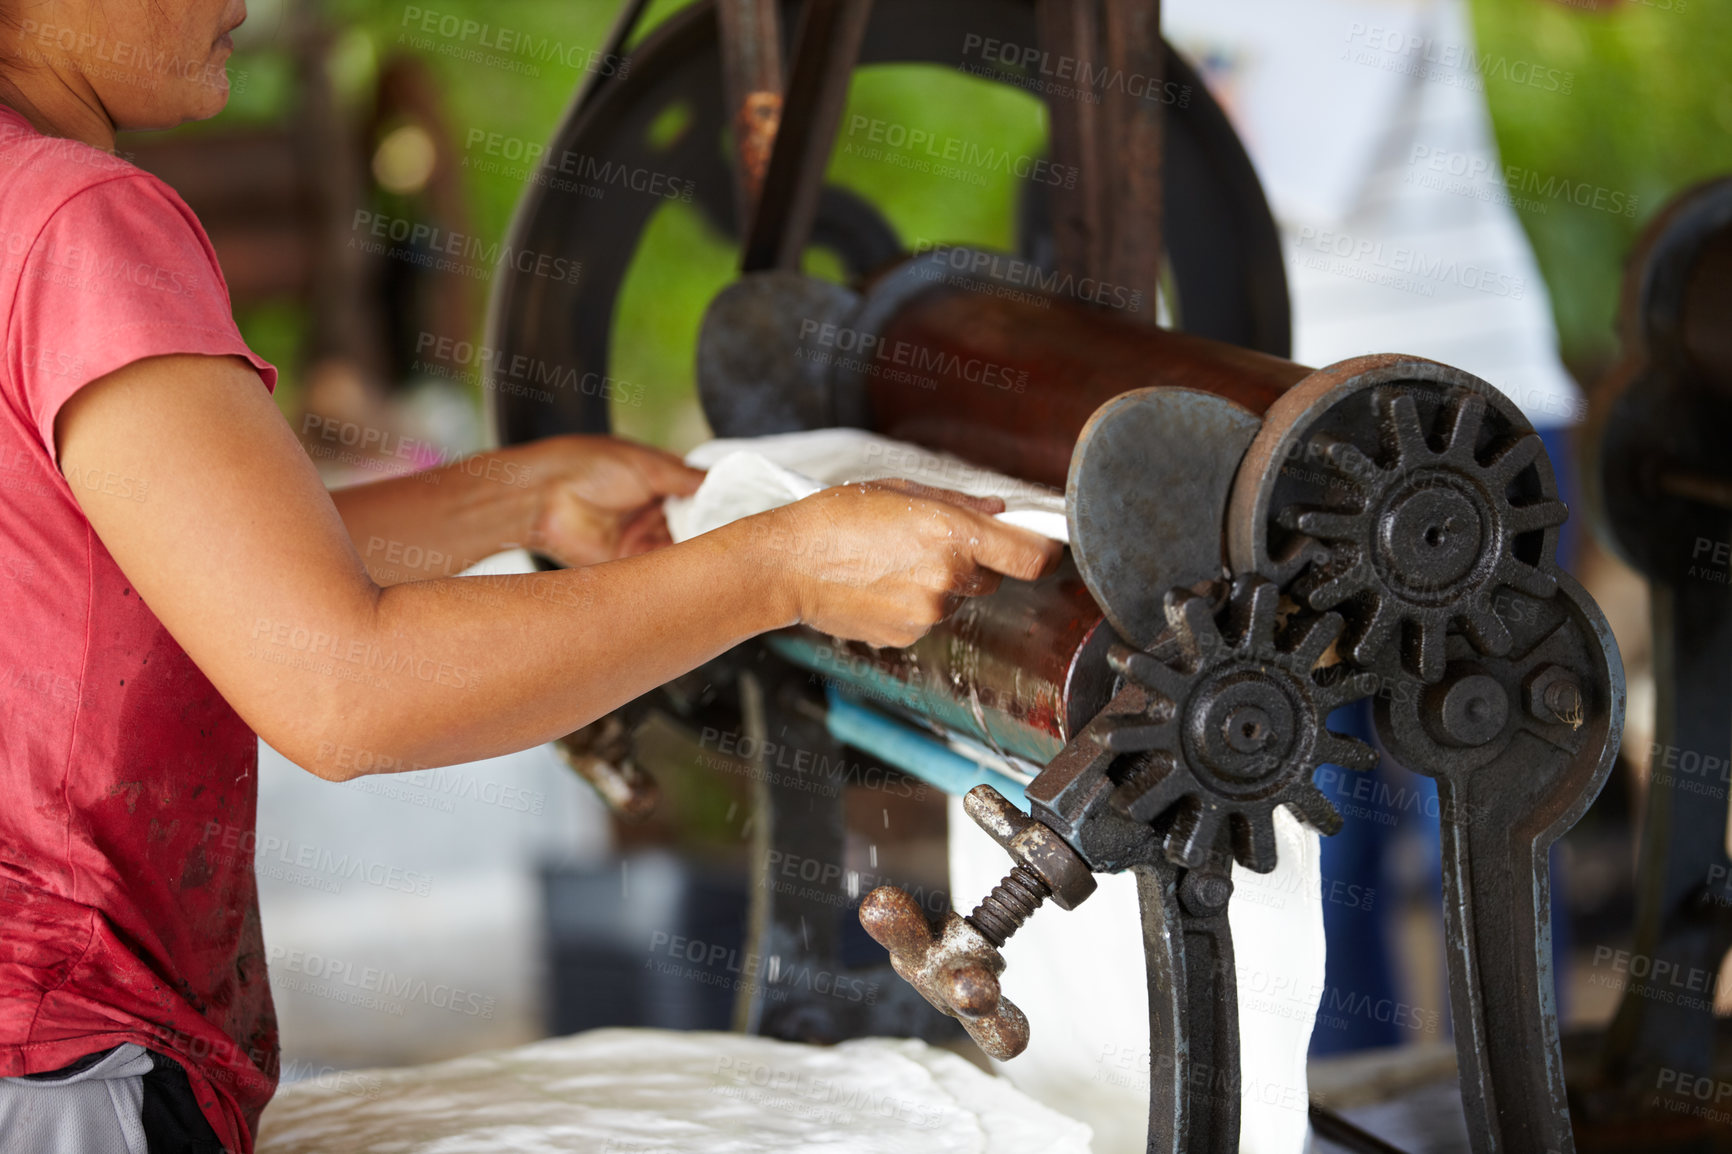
(1095, 576), (1379, 873)
(1279, 388), (1568, 683)
(1227, 356), (1569, 686)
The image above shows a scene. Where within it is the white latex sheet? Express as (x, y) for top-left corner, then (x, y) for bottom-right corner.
(664, 429), (1069, 544)
(256, 1028), (1091, 1154)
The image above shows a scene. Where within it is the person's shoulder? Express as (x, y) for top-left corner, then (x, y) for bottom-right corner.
(0, 113), (193, 234)
(0, 122), (228, 309)
(0, 119), (135, 196)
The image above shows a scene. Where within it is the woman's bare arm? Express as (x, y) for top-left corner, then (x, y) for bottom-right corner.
(326, 453), (545, 586)
(328, 434), (704, 586)
(55, 354), (1059, 781)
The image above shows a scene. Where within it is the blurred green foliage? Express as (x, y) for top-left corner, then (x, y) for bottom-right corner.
(1470, 0), (1732, 373)
(212, 0), (1732, 433)
(610, 62), (1047, 447)
(316, 0), (628, 256)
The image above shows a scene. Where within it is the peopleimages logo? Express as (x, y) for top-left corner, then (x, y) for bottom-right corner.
(958, 33), (1193, 108)
(247, 616), (480, 690)
(1405, 145), (1639, 219)
(648, 931), (879, 1005)
(1293, 226), (1525, 299)
(201, 822), (435, 897)
(1343, 23), (1575, 96)
(412, 332), (644, 406)
(911, 241), (1145, 312)
(795, 319), (1030, 393)
(14, 20), (233, 92)
(398, 6), (629, 79)
(842, 115), (1077, 189)
(462, 129), (696, 202)
(711, 1056), (946, 1130)
(351, 211), (583, 285)
(697, 725), (930, 802)
(267, 945), (497, 1018)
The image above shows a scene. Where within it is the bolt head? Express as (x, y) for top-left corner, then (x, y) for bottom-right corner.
(1525, 665), (1585, 726)
(1433, 673), (1510, 747)
(1179, 870), (1234, 917)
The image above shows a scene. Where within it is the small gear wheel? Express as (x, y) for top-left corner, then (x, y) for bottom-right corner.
(1273, 387), (1568, 683)
(1095, 576), (1379, 873)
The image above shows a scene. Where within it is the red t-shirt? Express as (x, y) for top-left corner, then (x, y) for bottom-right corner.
(0, 106), (280, 1152)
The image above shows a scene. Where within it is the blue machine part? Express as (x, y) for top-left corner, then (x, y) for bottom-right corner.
(822, 687), (1030, 810)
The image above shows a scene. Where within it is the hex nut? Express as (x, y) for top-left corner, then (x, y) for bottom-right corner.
(1525, 665), (1585, 726)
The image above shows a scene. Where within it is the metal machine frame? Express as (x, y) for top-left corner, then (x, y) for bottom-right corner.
(484, 4), (1631, 1152)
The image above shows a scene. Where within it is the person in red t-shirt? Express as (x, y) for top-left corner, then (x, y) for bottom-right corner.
(0, 3), (1060, 1152)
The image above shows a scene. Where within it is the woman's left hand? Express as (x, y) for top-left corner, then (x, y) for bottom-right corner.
(518, 435), (705, 567)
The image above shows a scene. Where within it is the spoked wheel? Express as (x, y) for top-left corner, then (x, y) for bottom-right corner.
(484, 0), (1289, 448)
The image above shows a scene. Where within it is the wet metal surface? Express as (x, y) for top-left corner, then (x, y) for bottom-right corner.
(768, 553), (1116, 765)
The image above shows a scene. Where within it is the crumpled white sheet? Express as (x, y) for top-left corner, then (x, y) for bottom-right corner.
(255, 1028), (1093, 1154)
(664, 429), (1069, 544)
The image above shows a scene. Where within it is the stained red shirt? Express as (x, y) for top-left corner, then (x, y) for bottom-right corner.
(0, 105), (279, 1152)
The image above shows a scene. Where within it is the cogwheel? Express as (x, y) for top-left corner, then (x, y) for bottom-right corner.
(1093, 576), (1378, 874)
(1270, 386), (1568, 684)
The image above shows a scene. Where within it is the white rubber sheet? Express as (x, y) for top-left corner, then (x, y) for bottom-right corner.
(664, 428), (1069, 544)
(255, 1028), (1092, 1154)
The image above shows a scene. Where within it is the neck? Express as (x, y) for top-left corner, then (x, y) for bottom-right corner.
(0, 66), (116, 151)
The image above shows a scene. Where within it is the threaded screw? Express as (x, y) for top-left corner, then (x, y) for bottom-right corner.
(967, 863), (1052, 947)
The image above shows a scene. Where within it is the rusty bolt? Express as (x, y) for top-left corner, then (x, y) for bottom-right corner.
(859, 886), (1031, 1060)
(1525, 665), (1585, 728)
(734, 91), (783, 198)
(855, 788), (1097, 1062)
(856, 788), (1096, 1061)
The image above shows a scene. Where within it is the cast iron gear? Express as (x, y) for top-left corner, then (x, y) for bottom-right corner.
(1093, 575), (1379, 873)
(1268, 384), (1567, 684)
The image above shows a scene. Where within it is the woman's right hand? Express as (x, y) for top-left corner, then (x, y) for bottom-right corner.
(752, 479), (1064, 648)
